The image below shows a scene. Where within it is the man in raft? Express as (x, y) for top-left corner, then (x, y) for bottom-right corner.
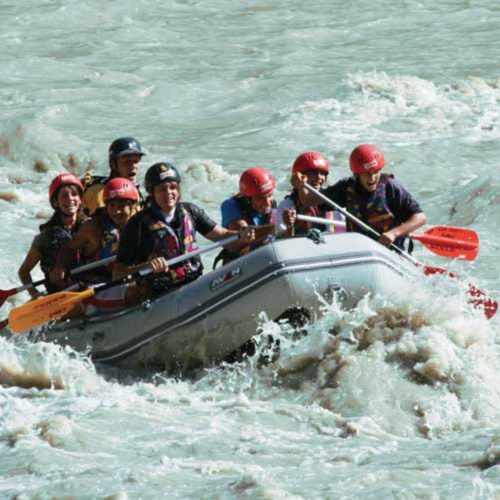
(216, 166), (278, 266)
(276, 151), (345, 235)
(82, 136), (145, 216)
(112, 162), (254, 298)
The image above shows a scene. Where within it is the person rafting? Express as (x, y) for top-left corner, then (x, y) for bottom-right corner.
(82, 136), (145, 216)
(51, 177), (139, 284)
(216, 166), (278, 266)
(291, 144), (426, 250)
(276, 151), (345, 235)
(112, 162), (254, 298)
(48, 177), (140, 315)
(17, 173), (86, 298)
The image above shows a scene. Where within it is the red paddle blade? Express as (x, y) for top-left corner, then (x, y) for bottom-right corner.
(423, 265), (497, 319)
(0, 288), (17, 308)
(413, 226), (479, 261)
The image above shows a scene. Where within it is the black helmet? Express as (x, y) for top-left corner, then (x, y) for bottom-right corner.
(145, 162), (181, 194)
(108, 137), (144, 159)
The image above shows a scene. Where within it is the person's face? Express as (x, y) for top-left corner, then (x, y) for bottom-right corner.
(358, 170), (382, 192)
(115, 154), (142, 182)
(55, 185), (81, 216)
(153, 181), (180, 212)
(250, 192), (274, 214)
(106, 200), (135, 228)
(304, 169), (327, 190)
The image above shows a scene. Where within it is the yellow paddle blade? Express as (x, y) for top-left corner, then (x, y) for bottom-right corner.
(8, 288), (95, 334)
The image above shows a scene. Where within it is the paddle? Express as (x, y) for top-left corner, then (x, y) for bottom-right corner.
(296, 215), (479, 261)
(410, 226), (478, 261)
(0, 255), (118, 308)
(8, 234), (240, 334)
(303, 182), (497, 319)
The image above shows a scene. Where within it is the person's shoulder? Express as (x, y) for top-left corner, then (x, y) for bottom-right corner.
(324, 176), (351, 192)
(384, 174), (410, 193)
(179, 201), (203, 214)
(220, 196), (239, 210)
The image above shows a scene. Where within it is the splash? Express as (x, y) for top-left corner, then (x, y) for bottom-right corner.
(0, 337), (100, 393)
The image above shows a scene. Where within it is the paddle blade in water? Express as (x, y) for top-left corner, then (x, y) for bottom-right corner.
(423, 265), (497, 319)
(0, 288), (17, 308)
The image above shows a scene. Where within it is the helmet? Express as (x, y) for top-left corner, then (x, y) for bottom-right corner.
(292, 152), (330, 175)
(145, 162), (181, 194)
(49, 173), (84, 203)
(108, 137), (144, 159)
(103, 177), (139, 203)
(349, 144), (386, 174)
(239, 167), (276, 197)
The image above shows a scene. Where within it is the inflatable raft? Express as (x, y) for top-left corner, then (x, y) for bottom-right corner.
(4, 233), (417, 373)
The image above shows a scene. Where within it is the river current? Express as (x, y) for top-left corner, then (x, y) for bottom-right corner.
(1, 1), (500, 498)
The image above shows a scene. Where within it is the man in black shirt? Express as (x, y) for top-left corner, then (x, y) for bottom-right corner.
(113, 162), (252, 296)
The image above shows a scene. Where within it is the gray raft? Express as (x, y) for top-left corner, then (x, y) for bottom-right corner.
(6, 233), (418, 373)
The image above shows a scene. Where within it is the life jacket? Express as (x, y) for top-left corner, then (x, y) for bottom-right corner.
(286, 191), (345, 235)
(38, 213), (82, 292)
(345, 174), (406, 248)
(213, 196), (277, 268)
(93, 211), (120, 261)
(141, 203), (202, 287)
(80, 211), (121, 283)
(82, 171), (144, 216)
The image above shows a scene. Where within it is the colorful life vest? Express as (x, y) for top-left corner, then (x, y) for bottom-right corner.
(93, 212), (120, 262)
(345, 174), (396, 236)
(79, 212), (121, 283)
(286, 191), (345, 235)
(142, 204), (202, 285)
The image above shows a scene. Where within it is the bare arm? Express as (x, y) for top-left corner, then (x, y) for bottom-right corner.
(205, 224), (256, 249)
(18, 245), (43, 299)
(379, 212), (427, 247)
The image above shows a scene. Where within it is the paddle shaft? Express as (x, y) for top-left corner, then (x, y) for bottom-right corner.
(296, 214), (347, 229)
(303, 182), (419, 266)
(298, 214), (476, 253)
(2, 255), (119, 301)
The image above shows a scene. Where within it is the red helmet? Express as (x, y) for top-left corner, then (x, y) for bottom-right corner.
(292, 152), (330, 175)
(239, 167), (276, 197)
(349, 144), (386, 174)
(103, 177), (139, 203)
(49, 173), (84, 202)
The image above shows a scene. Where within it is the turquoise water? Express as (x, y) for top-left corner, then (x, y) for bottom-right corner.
(1, 1), (500, 498)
